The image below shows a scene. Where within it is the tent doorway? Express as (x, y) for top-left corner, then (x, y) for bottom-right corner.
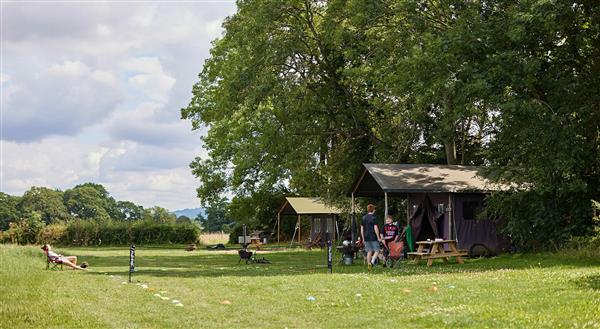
(416, 210), (436, 241)
(410, 195), (442, 243)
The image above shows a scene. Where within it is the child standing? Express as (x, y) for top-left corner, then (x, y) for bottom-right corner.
(382, 215), (399, 248)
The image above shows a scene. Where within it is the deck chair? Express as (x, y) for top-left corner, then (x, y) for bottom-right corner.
(44, 250), (63, 270)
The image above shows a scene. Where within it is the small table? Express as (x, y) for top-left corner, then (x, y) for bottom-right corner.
(407, 239), (467, 266)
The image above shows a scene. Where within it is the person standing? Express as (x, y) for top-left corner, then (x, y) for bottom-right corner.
(361, 204), (381, 271)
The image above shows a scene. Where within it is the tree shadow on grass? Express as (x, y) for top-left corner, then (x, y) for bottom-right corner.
(80, 249), (600, 279)
(573, 274), (600, 291)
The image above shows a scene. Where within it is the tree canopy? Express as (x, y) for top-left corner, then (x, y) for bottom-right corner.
(183, 0), (599, 249)
(1, 183), (187, 226)
(19, 187), (70, 224)
(202, 198), (235, 232)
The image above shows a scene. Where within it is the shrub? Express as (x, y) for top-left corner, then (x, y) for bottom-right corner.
(0, 212), (45, 244)
(97, 221), (130, 245)
(486, 191), (594, 251)
(228, 223), (244, 244)
(0, 218), (200, 246)
(172, 224), (201, 243)
(65, 220), (100, 246)
(37, 223), (67, 245)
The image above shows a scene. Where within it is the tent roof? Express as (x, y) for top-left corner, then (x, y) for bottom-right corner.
(350, 163), (506, 196)
(278, 197), (342, 215)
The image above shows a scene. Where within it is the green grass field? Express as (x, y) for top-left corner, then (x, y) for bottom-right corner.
(1, 244), (599, 329)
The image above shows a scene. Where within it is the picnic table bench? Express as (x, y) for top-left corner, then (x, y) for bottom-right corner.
(407, 239), (467, 266)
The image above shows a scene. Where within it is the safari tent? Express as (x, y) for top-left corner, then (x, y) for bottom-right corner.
(349, 164), (508, 254)
(276, 197), (342, 245)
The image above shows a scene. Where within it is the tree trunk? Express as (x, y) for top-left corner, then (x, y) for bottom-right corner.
(444, 138), (457, 165)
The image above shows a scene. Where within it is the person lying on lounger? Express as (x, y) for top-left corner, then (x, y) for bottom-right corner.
(41, 244), (88, 270)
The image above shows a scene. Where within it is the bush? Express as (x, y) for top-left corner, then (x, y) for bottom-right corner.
(97, 221), (130, 245)
(65, 220), (101, 246)
(0, 217), (201, 246)
(37, 223), (67, 245)
(486, 191), (594, 251)
(228, 223), (244, 244)
(0, 212), (45, 244)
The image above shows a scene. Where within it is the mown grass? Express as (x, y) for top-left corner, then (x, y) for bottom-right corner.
(1, 244), (599, 329)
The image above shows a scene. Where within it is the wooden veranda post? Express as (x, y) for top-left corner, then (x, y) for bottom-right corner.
(297, 215), (301, 244)
(406, 198), (410, 225)
(351, 193), (356, 250)
(277, 213), (281, 244)
(384, 192), (388, 219)
(448, 194), (454, 241)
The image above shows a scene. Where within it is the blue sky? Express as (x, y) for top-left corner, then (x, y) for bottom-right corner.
(1, 1), (237, 210)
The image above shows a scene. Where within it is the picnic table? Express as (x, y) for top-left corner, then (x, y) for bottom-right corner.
(407, 239), (467, 266)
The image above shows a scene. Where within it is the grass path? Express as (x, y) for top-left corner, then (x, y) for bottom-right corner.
(1, 244), (599, 328)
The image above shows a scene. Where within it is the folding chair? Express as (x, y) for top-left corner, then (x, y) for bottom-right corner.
(384, 240), (404, 269)
(44, 251), (63, 270)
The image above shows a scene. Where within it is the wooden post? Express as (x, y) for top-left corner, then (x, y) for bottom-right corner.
(351, 193), (356, 250)
(384, 192), (388, 219)
(448, 194), (454, 241)
(297, 215), (301, 244)
(406, 197), (410, 226)
(277, 213), (281, 244)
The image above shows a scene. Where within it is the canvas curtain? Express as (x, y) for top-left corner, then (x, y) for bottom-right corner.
(409, 194), (443, 244)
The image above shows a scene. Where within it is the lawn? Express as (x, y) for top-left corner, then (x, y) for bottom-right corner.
(1, 244), (599, 329)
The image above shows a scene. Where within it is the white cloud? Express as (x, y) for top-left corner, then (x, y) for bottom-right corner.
(1, 2), (236, 209)
(95, 24), (111, 38)
(3, 60), (124, 141)
(2, 137), (103, 192)
(46, 60), (89, 76)
(205, 19), (224, 37)
(0, 73), (9, 84)
(125, 57), (176, 103)
(103, 101), (200, 147)
(1, 136), (205, 210)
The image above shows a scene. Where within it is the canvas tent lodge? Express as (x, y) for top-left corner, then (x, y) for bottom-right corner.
(276, 197), (342, 246)
(350, 164), (508, 254)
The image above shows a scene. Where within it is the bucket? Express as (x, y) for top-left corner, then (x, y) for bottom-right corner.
(343, 255), (353, 265)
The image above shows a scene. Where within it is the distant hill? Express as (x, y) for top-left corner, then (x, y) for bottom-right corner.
(172, 208), (205, 219)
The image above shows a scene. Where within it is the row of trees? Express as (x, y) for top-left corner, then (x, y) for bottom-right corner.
(182, 0), (599, 250)
(0, 183), (200, 245)
(0, 183), (181, 229)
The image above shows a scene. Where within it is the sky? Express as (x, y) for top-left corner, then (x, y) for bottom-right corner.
(0, 1), (237, 211)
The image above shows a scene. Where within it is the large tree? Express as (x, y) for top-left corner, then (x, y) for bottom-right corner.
(63, 183), (118, 221)
(202, 198), (235, 232)
(116, 200), (144, 221)
(479, 0), (600, 249)
(0, 192), (21, 230)
(18, 187), (70, 224)
(181, 1), (498, 204)
(142, 206), (177, 224)
(182, 0), (386, 207)
(183, 0), (599, 247)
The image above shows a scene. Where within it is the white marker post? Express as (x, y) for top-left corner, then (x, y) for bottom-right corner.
(327, 235), (332, 273)
(129, 245), (135, 283)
